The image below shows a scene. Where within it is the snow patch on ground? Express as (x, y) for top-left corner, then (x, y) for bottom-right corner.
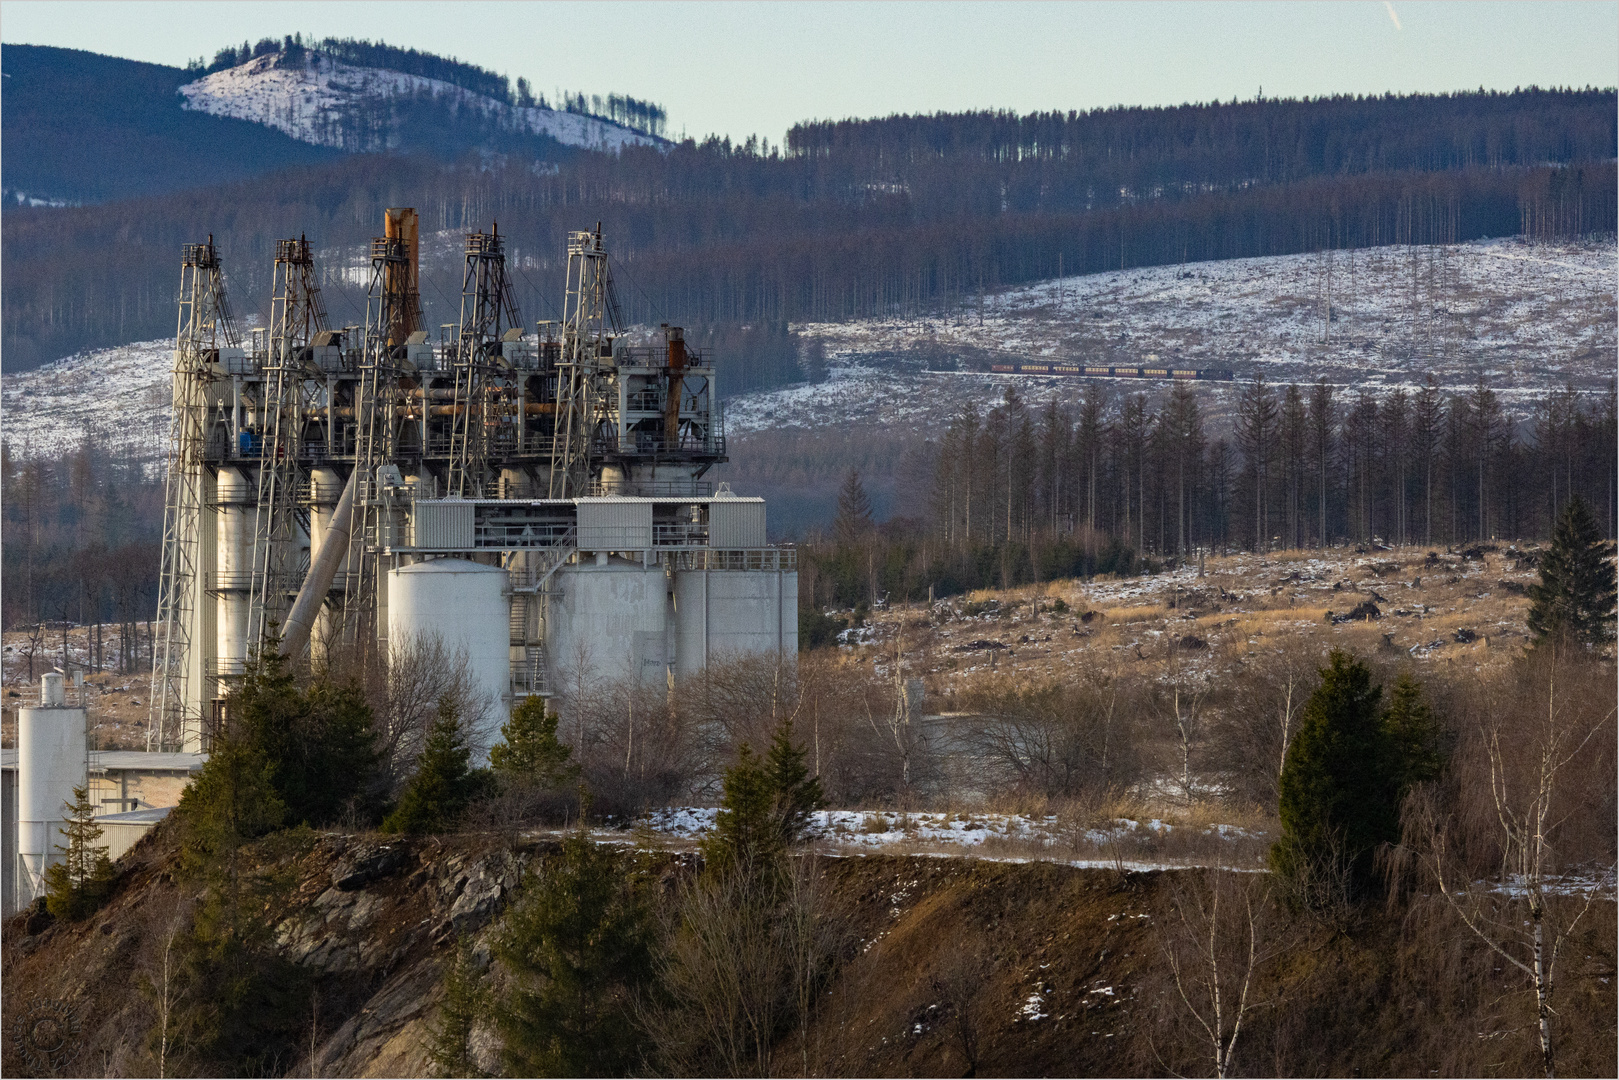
(642, 806), (1257, 855)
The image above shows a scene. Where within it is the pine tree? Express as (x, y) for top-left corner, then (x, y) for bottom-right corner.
(765, 717), (824, 849)
(490, 697), (578, 787)
(1270, 650), (1399, 896)
(383, 697), (491, 835)
(43, 784), (116, 920)
(426, 944), (491, 1078)
(833, 469), (874, 547)
(1381, 671), (1443, 795)
(494, 831), (654, 1077)
(1528, 495), (1618, 645)
(700, 742), (780, 876)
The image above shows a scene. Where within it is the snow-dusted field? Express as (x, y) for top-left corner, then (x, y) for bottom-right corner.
(5, 238), (1612, 462)
(181, 52), (659, 153)
(1, 338), (174, 464)
(727, 236), (1616, 436)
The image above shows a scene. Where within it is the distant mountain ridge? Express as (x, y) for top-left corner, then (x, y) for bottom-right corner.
(0, 43), (659, 207)
(1, 44), (342, 205)
(177, 50), (661, 156)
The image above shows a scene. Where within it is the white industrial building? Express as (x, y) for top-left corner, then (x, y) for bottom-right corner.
(141, 214), (796, 758)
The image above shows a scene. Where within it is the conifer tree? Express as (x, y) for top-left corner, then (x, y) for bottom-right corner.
(426, 944), (491, 1078)
(43, 784), (116, 920)
(765, 717), (824, 849)
(702, 717), (825, 878)
(490, 697), (578, 788)
(700, 742), (779, 876)
(383, 697), (491, 835)
(833, 469), (875, 547)
(1270, 650), (1399, 896)
(1527, 495), (1618, 645)
(494, 829), (654, 1077)
(1381, 670), (1443, 795)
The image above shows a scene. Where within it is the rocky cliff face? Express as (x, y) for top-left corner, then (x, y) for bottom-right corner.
(2, 826), (562, 1077)
(6, 826), (1613, 1078)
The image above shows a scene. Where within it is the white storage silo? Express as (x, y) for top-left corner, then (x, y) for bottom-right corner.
(673, 566), (797, 679)
(17, 673), (87, 907)
(546, 557), (671, 688)
(386, 559), (510, 763)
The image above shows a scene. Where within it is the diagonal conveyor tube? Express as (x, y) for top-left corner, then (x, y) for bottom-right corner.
(279, 469), (359, 658)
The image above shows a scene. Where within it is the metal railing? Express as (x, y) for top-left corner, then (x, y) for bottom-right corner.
(653, 522), (709, 547)
(593, 433), (726, 457)
(512, 648), (550, 696)
(663, 548), (797, 571)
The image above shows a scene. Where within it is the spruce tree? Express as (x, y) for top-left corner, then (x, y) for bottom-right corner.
(700, 742), (779, 876)
(490, 697), (578, 788)
(43, 784), (116, 920)
(1528, 495), (1618, 645)
(383, 697), (491, 835)
(765, 716), (824, 848)
(833, 468), (874, 547)
(494, 831), (654, 1077)
(426, 944), (491, 1078)
(702, 717), (825, 878)
(1381, 671), (1443, 795)
(1270, 650), (1399, 895)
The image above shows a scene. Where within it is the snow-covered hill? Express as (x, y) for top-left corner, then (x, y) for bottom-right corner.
(726, 236), (1616, 436)
(4, 238), (1612, 465)
(179, 52), (660, 154)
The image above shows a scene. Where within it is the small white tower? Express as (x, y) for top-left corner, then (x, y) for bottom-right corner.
(16, 672), (88, 908)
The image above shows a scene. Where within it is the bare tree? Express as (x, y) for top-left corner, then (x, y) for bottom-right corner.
(928, 942), (991, 1077)
(1406, 645), (1614, 1078)
(363, 632), (487, 799)
(1159, 868), (1278, 1079)
(138, 908), (190, 1079)
(1156, 644), (1211, 806)
(646, 854), (826, 1077)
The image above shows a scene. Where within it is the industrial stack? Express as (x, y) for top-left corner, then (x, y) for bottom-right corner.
(149, 213), (797, 754)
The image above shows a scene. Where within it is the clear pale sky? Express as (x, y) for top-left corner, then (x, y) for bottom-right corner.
(3, 1), (1615, 143)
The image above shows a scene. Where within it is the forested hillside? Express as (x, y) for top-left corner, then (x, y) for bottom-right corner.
(0, 45), (341, 205)
(4, 87), (1613, 371)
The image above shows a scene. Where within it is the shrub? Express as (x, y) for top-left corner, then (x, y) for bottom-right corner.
(382, 696), (494, 834)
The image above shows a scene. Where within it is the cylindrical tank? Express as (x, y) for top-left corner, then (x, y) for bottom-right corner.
(18, 673), (87, 906)
(546, 558), (669, 687)
(216, 466), (254, 674)
(386, 559), (510, 764)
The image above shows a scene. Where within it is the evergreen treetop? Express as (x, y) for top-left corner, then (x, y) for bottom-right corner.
(43, 784), (117, 921)
(1528, 495), (1618, 646)
(490, 697), (579, 787)
(382, 696), (491, 835)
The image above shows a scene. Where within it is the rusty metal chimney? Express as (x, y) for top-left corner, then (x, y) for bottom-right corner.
(664, 325), (686, 449)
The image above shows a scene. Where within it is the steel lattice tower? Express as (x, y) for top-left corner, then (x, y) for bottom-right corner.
(248, 237), (328, 650)
(550, 226), (619, 497)
(150, 238), (238, 751)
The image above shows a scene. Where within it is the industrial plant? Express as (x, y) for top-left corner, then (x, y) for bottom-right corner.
(149, 210), (797, 753)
